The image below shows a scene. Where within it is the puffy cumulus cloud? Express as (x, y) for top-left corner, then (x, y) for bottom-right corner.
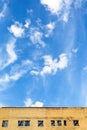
(40, 0), (63, 14)
(40, 0), (71, 22)
(8, 22), (25, 38)
(41, 53), (68, 75)
(24, 98), (44, 107)
(0, 38), (17, 70)
(31, 53), (68, 76)
(58, 53), (68, 69)
(45, 22), (55, 37)
(0, 3), (7, 19)
(40, 0), (84, 22)
(0, 59), (32, 91)
(29, 28), (46, 47)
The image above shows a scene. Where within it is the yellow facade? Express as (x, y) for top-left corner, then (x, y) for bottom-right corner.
(0, 107), (87, 130)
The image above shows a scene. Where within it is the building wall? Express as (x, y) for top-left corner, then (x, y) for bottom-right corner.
(0, 107), (87, 130)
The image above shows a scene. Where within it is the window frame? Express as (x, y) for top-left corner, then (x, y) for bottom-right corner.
(57, 120), (62, 126)
(2, 120), (8, 127)
(25, 120), (30, 126)
(64, 120), (67, 126)
(73, 120), (79, 126)
(51, 120), (55, 126)
(18, 120), (30, 127)
(38, 120), (44, 127)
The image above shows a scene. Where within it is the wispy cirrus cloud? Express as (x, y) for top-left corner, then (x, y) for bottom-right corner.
(0, 3), (7, 19)
(0, 59), (32, 91)
(24, 98), (44, 107)
(0, 38), (17, 70)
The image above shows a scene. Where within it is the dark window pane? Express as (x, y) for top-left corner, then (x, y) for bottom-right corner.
(73, 120), (79, 126)
(57, 120), (62, 126)
(64, 120), (67, 126)
(38, 121), (44, 127)
(2, 120), (8, 127)
(51, 120), (55, 126)
(25, 121), (30, 126)
(18, 121), (24, 126)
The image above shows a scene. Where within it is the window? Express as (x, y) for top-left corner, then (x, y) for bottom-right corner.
(2, 120), (8, 127)
(38, 120), (44, 127)
(25, 121), (30, 126)
(57, 120), (62, 126)
(18, 120), (30, 127)
(73, 120), (79, 126)
(18, 121), (24, 126)
(51, 120), (55, 126)
(64, 120), (67, 126)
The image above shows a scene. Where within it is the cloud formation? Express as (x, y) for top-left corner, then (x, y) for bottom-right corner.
(31, 53), (68, 76)
(29, 27), (46, 47)
(0, 60), (32, 91)
(40, 0), (63, 14)
(45, 22), (55, 37)
(24, 19), (31, 28)
(40, 0), (84, 22)
(24, 98), (44, 107)
(8, 22), (25, 38)
(0, 3), (7, 19)
(0, 38), (17, 70)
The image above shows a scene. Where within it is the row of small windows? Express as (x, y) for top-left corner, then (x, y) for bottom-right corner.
(2, 120), (79, 127)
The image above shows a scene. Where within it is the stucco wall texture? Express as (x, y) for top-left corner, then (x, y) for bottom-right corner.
(0, 107), (87, 130)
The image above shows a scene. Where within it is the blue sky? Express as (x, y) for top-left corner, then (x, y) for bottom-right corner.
(0, 0), (87, 107)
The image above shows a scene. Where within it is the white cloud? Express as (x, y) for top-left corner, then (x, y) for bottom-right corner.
(31, 53), (68, 76)
(30, 28), (46, 47)
(0, 59), (32, 91)
(58, 53), (68, 69)
(6, 38), (17, 66)
(40, 0), (71, 22)
(40, 0), (63, 14)
(62, 12), (69, 23)
(40, 0), (84, 22)
(40, 55), (58, 75)
(30, 70), (39, 76)
(45, 22), (55, 37)
(0, 38), (17, 70)
(24, 98), (44, 107)
(8, 22), (25, 38)
(24, 19), (31, 28)
(0, 3), (7, 19)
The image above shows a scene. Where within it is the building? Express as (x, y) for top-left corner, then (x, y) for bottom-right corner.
(0, 107), (87, 130)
